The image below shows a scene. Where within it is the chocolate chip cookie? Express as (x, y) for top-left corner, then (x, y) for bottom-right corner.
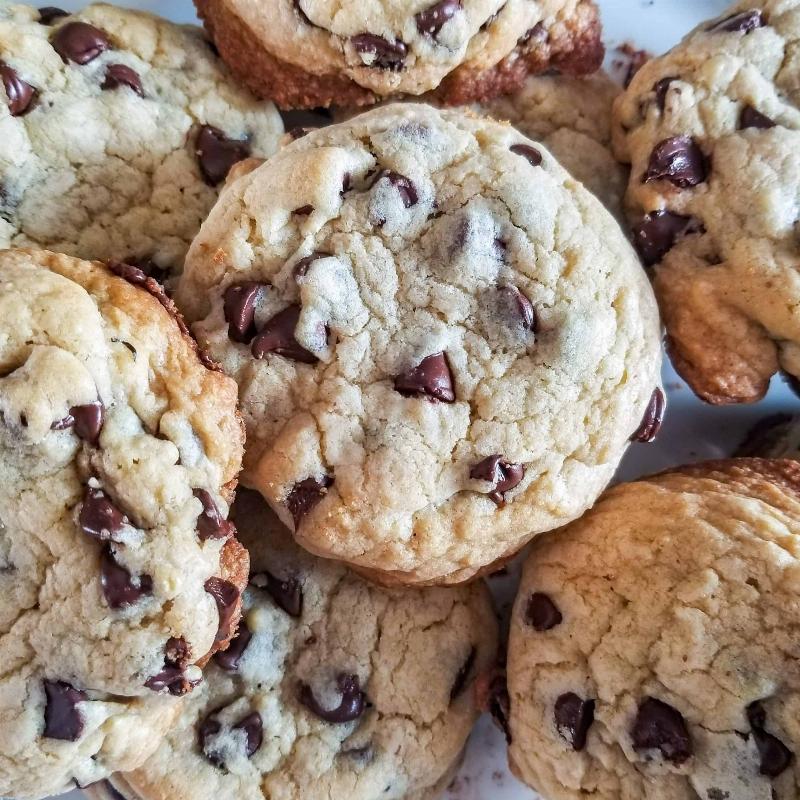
(85, 489), (498, 800)
(0, 249), (248, 798)
(613, 1), (800, 404)
(176, 104), (662, 585)
(0, 3), (283, 281)
(508, 458), (800, 800)
(194, 0), (604, 109)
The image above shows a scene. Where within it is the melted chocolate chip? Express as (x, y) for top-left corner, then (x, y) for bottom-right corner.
(450, 647), (476, 701)
(378, 170), (418, 208)
(554, 693), (595, 751)
(204, 577), (240, 643)
(51, 21), (111, 65)
(708, 10), (764, 34)
(251, 305), (320, 364)
(740, 105), (776, 130)
(234, 712), (263, 757)
(165, 635), (192, 669)
(123, 255), (169, 284)
(195, 125), (250, 186)
(43, 680), (87, 740)
(79, 487), (126, 541)
(101, 64), (144, 97)
(632, 697), (692, 764)
(293, 204), (314, 216)
(525, 593), (562, 631)
(351, 34), (407, 70)
(194, 489), (235, 541)
(101, 546), (153, 609)
(214, 619), (252, 672)
(747, 702), (794, 778)
(223, 282), (263, 343)
(52, 401), (105, 444)
(299, 674), (366, 723)
(470, 455), (525, 505)
(198, 714), (222, 763)
(644, 136), (707, 188)
(415, 0), (461, 37)
(144, 665), (199, 696)
(510, 143), (543, 167)
(394, 352), (455, 403)
(632, 210), (697, 267)
(653, 76), (678, 112)
(199, 709), (262, 767)
(293, 251), (331, 280)
(258, 571), (303, 617)
(499, 285), (537, 333)
(38, 7), (69, 24)
(286, 476), (333, 529)
(631, 388), (666, 443)
(0, 62), (36, 116)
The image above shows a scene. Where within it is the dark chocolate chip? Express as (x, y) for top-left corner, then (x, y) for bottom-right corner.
(195, 125), (250, 186)
(488, 674), (511, 743)
(554, 692), (595, 751)
(525, 593), (562, 631)
(378, 170), (418, 208)
(747, 702), (794, 778)
(394, 352), (455, 403)
(144, 665), (199, 696)
(632, 697), (693, 764)
(204, 577), (240, 643)
(52, 401), (105, 444)
(0, 62), (36, 116)
(100, 545), (153, 609)
(198, 714), (222, 764)
(194, 489), (235, 541)
(286, 475), (333, 529)
(51, 21), (111, 65)
(214, 619), (252, 672)
(293, 204), (314, 216)
(101, 64), (144, 97)
(79, 486), (126, 541)
(109, 260), (147, 284)
(257, 571), (303, 617)
(632, 210), (697, 267)
(251, 305), (320, 364)
(631, 388), (666, 443)
(499, 285), (537, 333)
(43, 680), (87, 741)
(165, 635), (192, 669)
(199, 710), (262, 767)
(415, 0), (462, 37)
(450, 647), (477, 701)
(708, 10), (764, 34)
(739, 105), (776, 130)
(234, 712), (263, 757)
(644, 136), (707, 188)
(293, 251), (331, 280)
(653, 76), (678, 112)
(38, 7), (69, 24)
(510, 143), (543, 167)
(470, 455), (525, 505)
(299, 673), (366, 723)
(351, 34), (407, 70)
(223, 282), (263, 343)
(120, 255), (169, 285)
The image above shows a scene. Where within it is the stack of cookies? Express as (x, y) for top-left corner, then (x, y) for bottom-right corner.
(0, 2), (798, 800)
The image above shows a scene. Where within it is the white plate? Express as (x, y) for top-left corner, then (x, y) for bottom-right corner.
(47, 1), (793, 799)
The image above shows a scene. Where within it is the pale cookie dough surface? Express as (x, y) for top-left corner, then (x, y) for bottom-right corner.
(508, 458), (800, 800)
(90, 489), (497, 800)
(178, 103), (662, 586)
(0, 249), (247, 798)
(612, 0), (800, 404)
(0, 2), (283, 279)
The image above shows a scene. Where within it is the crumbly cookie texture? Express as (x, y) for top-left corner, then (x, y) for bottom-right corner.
(194, 0), (604, 109)
(508, 458), (800, 800)
(177, 104), (662, 585)
(85, 489), (497, 800)
(0, 3), (283, 279)
(0, 249), (247, 798)
(612, 0), (800, 404)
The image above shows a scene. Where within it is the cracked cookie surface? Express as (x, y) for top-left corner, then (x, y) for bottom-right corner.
(508, 458), (800, 800)
(0, 248), (247, 798)
(0, 2), (283, 280)
(177, 103), (662, 585)
(612, 0), (800, 404)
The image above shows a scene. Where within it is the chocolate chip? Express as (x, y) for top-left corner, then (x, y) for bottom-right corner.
(351, 34), (407, 70)
(293, 204), (314, 216)
(708, 10), (764, 34)
(747, 702), (794, 778)
(299, 673), (366, 723)
(52, 401), (105, 444)
(51, 21), (111, 65)
(43, 680), (87, 741)
(499, 285), (537, 333)
(165, 635), (192, 669)
(288, 126), (311, 140)
(510, 143), (543, 167)
(251, 305), (320, 364)
(286, 476), (333, 528)
(257, 571), (303, 617)
(79, 487), (126, 541)
(194, 489), (235, 541)
(198, 714), (222, 763)
(293, 251), (330, 280)
(470, 455), (525, 505)
(223, 282), (262, 343)
(378, 170), (418, 208)
(450, 647), (476, 701)
(123, 256), (169, 284)
(100, 545), (153, 609)
(204, 577), (240, 643)
(740, 105), (776, 130)
(631, 388), (666, 443)
(101, 64), (144, 97)
(199, 709), (262, 767)
(525, 593), (562, 631)
(0, 62), (36, 116)
(38, 7), (69, 24)
(632, 210), (697, 267)
(214, 619), (252, 672)
(415, 0), (461, 36)
(653, 76), (678, 112)
(632, 697), (692, 764)
(394, 352), (455, 403)
(195, 125), (250, 186)
(554, 693), (595, 751)
(144, 664), (200, 696)
(644, 136), (707, 188)
(234, 712), (263, 758)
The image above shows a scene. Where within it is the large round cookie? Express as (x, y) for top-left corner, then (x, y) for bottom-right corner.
(0, 249), (248, 798)
(86, 489), (498, 800)
(194, 0), (604, 108)
(177, 103), (662, 586)
(613, 0), (800, 404)
(508, 458), (800, 800)
(0, 3), (283, 280)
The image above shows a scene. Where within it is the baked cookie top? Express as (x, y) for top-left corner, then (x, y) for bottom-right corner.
(0, 2), (283, 279)
(0, 249), (247, 797)
(508, 458), (800, 800)
(613, 0), (800, 404)
(177, 103), (662, 585)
